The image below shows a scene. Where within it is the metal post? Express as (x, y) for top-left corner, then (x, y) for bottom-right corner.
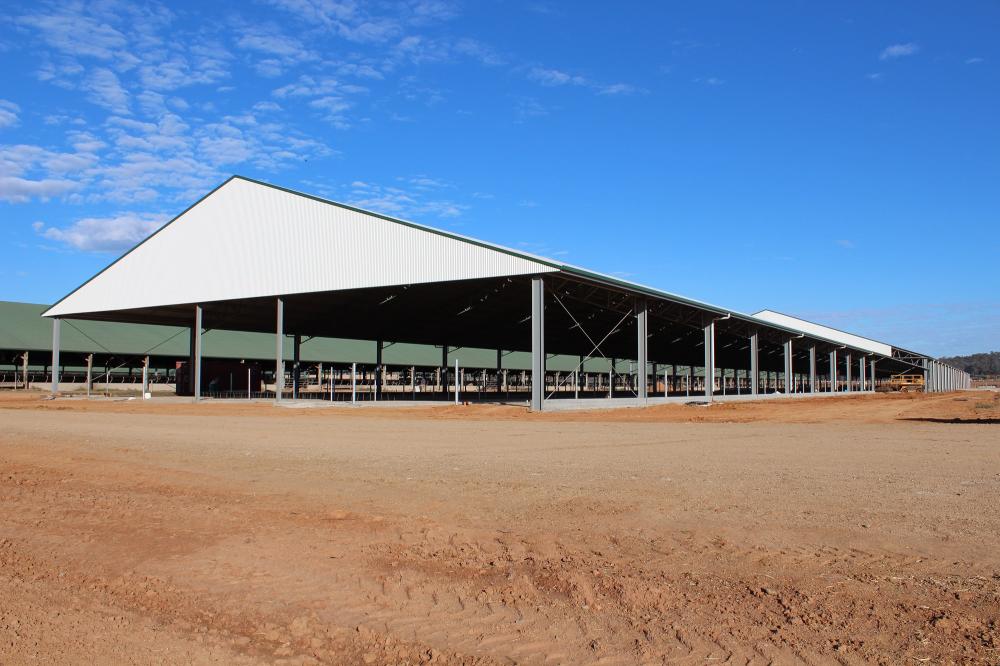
(455, 358), (460, 405)
(142, 355), (149, 399)
(441, 345), (449, 400)
(704, 320), (715, 400)
(21, 351), (28, 390)
(496, 349), (503, 395)
(194, 305), (202, 401)
(636, 299), (647, 405)
(870, 359), (876, 392)
(351, 362), (356, 403)
(51, 318), (61, 394)
(809, 345), (817, 394)
(275, 298), (283, 403)
(830, 350), (837, 392)
(923, 359), (930, 393)
(530, 277), (545, 411)
(783, 339), (793, 394)
(86, 353), (93, 398)
(375, 340), (383, 401)
(750, 332), (759, 397)
(292, 334), (301, 399)
(859, 356), (865, 393)
(664, 367), (668, 398)
(845, 352), (852, 393)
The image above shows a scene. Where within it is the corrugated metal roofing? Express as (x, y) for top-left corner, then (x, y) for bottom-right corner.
(752, 310), (893, 357)
(44, 177), (559, 318)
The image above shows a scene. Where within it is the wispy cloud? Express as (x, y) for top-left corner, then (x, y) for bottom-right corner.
(880, 43), (919, 61)
(965, 57), (984, 65)
(835, 239), (855, 249)
(528, 67), (587, 87)
(514, 96), (548, 122)
(33, 212), (169, 253)
(0, 176), (78, 203)
(0, 100), (20, 128)
(84, 68), (130, 114)
(527, 66), (643, 96)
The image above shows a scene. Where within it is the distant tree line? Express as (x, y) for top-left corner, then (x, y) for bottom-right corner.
(937, 351), (1000, 377)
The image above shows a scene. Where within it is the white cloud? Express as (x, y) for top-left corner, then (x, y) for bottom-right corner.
(0, 100), (20, 128)
(262, 0), (404, 43)
(0, 177), (78, 203)
(236, 25), (316, 76)
(17, 8), (127, 60)
(514, 97), (548, 121)
(880, 43), (919, 60)
(85, 68), (130, 114)
(34, 212), (169, 253)
(597, 83), (641, 96)
(527, 66), (642, 96)
(528, 67), (587, 87)
(343, 179), (467, 219)
(309, 96), (353, 128)
(453, 38), (504, 66)
(965, 57), (984, 65)
(273, 75), (348, 98)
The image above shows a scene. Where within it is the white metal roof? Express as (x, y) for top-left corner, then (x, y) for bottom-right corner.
(45, 177), (559, 318)
(752, 310), (893, 357)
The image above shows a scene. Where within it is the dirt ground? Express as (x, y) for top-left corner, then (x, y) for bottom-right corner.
(1, 390), (999, 665)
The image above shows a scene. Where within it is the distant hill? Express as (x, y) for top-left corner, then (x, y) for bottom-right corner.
(937, 351), (1000, 377)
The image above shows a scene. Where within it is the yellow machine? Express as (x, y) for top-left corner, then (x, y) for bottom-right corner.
(887, 373), (925, 392)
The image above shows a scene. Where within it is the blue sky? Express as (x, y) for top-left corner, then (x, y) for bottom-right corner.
(1, 1), (997, 356)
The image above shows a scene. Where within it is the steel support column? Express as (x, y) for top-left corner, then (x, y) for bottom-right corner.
(85, 353), (93, 397)
(636, 299), (647, 405)
(704, 320), (715, 400)
(809, 345), (817, 394)
(783, 339), (793, 394)
(193, 304), (202, 401)
(870, 359), (876, 392)
(830, 350), (837, 392)
(51, 318), (61, 394)
(275, 297), (284, 403)
(530, 277), (545, 411)
(293, 334), (302, 399)
(375, 340), (383, 401)
(441, 345), (449, 398)
(750, 332), (759, 397)
(845, 352), (852, 393)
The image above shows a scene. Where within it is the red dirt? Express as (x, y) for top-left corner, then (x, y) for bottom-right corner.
(2, 390), (999, 664)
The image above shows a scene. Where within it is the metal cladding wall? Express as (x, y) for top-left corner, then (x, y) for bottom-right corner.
(46, 177), (558, 318)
